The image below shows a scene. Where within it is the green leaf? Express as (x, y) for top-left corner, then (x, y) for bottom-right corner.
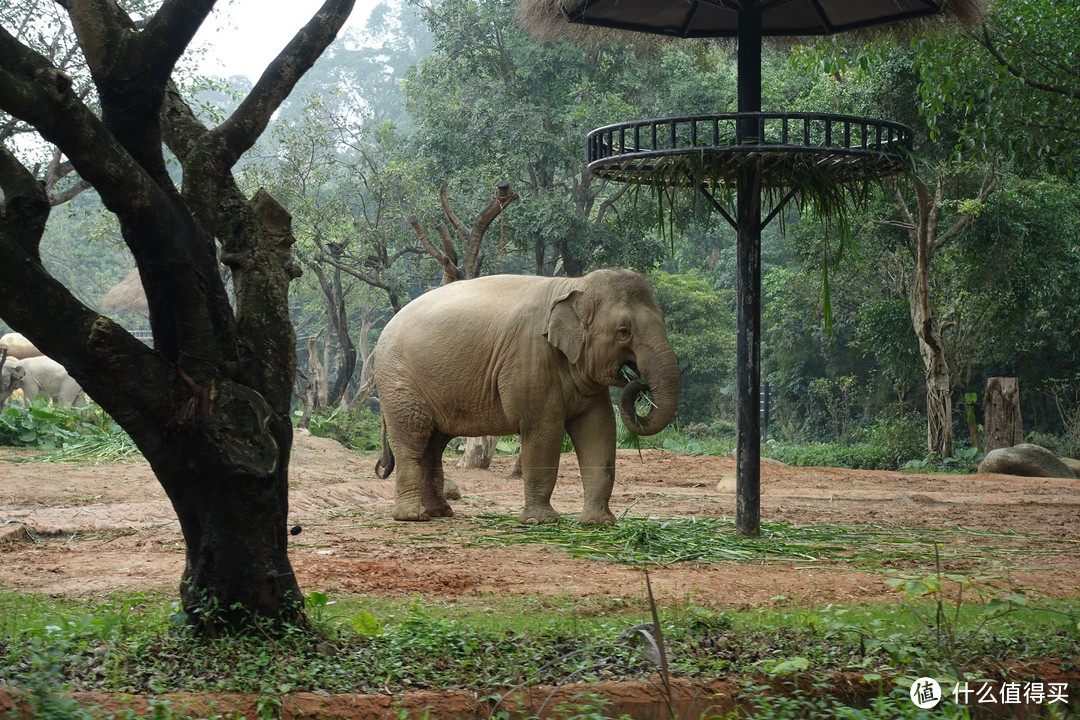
(770, 656), (810, 675)
(349, 610), (382, 636)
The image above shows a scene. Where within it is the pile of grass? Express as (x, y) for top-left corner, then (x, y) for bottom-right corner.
(0, 401), (140, 464)
(467, 515), (1056, 570)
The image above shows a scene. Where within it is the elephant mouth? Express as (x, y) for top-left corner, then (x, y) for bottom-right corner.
(619, 364), (656, 416)
(617, 362), (639, 388)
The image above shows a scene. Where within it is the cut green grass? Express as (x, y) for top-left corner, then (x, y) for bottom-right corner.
(466, 515), (1068, 571)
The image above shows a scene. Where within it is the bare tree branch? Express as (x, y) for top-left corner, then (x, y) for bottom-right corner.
(410, 215), (463, 283)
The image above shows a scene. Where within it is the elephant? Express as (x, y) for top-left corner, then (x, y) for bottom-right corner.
(0, 357), (25, 407)
(3, 355), (85, 408)
(372, 268), (680, 525)
(0, 332), (43, 359)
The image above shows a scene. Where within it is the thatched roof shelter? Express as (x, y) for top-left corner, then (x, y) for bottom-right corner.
(102, 268), (149, 316)
(517, 0), (988, 539)
(519, 0), (987, 43)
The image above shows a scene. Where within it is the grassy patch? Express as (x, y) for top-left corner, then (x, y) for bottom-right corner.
(466, 515), (1065, 571)
(1, 588), (1076, 703)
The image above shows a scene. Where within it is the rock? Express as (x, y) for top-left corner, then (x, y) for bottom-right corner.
(1061, 457), (1080, 477)
(716, 474), (736, 493)
(977, 443), (1077, 479)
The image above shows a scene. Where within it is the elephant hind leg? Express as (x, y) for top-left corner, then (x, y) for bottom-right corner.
(420, 431), (455, 518)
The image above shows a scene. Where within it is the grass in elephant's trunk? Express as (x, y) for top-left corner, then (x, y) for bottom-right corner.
(620, 365), (658, 441)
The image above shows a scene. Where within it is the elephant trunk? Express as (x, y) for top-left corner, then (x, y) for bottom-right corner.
(618, 343), (680, 436)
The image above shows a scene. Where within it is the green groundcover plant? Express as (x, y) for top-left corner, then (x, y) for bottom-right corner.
(0, 565), (1076, 719)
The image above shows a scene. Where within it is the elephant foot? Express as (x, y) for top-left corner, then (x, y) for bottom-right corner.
(392, 498), (431, 522)
(443, 478), (461, 500)
(424, 501), (455, 518)
(577, 508), (616, 526)
(520, 504), (560, 525)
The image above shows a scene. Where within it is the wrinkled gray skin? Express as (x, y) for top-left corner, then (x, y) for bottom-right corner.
(373, 269), (680, 525)
(1, 356), (85, 408)
(0, 358), (25, 408)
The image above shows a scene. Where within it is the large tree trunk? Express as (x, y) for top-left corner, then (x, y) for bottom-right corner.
(457, 435), (496, 469)
(0, 0), (354, 633)
(142, 387), (301, 633)
(910, 279), (954, 458)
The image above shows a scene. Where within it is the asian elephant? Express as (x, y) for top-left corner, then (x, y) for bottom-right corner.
(0, 358), (26, 408)
(4, 355), (85, 408)
(0, 332), (43, 360)
(372, 268), (680, 525)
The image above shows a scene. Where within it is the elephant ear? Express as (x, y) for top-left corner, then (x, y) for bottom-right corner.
(544, 290), (586, 364)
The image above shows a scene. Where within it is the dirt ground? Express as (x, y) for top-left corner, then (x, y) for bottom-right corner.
(1, 431), (1078, 609)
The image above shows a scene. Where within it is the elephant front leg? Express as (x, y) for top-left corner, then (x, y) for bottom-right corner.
(518, 427), (564, 525)
(566, 402), (617, 526)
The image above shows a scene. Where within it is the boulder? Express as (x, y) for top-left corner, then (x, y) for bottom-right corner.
(977, 443), (1077, 479)
(1061, 457), (1080, 477)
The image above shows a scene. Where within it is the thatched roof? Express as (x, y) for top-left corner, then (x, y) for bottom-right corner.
(519, 0), (987, 44)
(102, 268), (149, 316)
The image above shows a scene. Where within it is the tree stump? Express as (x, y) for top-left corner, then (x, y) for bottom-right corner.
(457, 435), (497, 469)
(984, 377), (1023, 453)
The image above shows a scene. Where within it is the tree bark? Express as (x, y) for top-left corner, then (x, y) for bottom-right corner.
(909, 238), (954, 458)
(457, 435), (496, 469)
(0, 0), (354, 632)
(984, 377), (1023, 453)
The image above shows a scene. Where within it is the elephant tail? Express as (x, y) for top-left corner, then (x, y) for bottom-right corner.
(375, 415), (395, 479)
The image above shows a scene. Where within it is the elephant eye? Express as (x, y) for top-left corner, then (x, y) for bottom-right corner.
(615, 326), (632, 341)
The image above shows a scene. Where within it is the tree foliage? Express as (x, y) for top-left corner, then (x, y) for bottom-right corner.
(6, 0), (1079, 491)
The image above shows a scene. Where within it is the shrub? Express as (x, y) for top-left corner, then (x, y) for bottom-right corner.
(857, 412), (927, 467)
(764, 414), (927, 471)
(302, 406), (384, 453)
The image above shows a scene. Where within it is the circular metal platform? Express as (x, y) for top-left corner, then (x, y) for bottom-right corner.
(587, 112), (913, 189)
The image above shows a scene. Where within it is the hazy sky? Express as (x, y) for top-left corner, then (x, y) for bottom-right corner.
(190, 0), (383, 81)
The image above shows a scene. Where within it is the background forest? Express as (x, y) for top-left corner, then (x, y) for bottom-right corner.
(7, 0), (1079, 469)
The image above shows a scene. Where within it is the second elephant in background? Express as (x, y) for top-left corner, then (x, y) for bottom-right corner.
(3, 356), (85, 408)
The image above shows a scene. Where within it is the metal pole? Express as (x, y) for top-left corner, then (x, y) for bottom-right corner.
(735, 7), (762, 536)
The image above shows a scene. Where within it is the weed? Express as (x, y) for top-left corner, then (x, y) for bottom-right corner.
(884, 545), (1030, 675)
(300, 405), (383, 452)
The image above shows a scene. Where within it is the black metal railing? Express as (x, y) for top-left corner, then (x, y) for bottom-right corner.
(587, 112), (912, 163)
(585, 112), (914, 187)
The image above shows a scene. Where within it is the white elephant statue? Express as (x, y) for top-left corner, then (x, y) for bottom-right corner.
(1, 356), (85, 408)
(373, 268), (681, 526)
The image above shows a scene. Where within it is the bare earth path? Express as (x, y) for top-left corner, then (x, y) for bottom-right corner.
(2, 432), (1078, 608)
